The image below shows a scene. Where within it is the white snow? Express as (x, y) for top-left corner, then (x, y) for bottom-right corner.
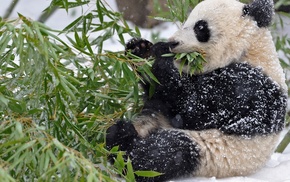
(1, 0), (290, 181)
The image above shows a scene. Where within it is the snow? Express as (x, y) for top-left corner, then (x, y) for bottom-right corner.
(1, 0), (290, 181)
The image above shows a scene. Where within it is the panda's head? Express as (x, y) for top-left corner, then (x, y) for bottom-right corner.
(169, 0), (286, 89)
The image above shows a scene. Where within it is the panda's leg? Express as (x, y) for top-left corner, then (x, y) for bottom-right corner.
(105, 112), (171, 158)
(106, 100), (173, 154)
(129, 129), (200, 182)
(132, 98), (177, 138)
(183, 129), (280, 178)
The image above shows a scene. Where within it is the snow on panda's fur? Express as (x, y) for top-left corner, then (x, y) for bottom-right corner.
(106, 0), (287, 181)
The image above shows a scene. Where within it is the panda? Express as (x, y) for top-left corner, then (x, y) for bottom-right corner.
(106, 0), (288, 181)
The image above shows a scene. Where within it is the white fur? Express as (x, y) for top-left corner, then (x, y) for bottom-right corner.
(169, 0), (287, 91)
(184, 129), (280, 178)
(133, 114), (172, 138)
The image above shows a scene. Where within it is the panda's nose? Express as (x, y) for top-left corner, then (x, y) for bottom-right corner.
(169, 41), (179, 49)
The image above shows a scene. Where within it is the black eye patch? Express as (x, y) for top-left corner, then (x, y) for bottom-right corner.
(194, 20), (210, 42)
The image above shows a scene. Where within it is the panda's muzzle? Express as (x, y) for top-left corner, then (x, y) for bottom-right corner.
(169, 41), (179, 48)
(168, 41), (180, 52)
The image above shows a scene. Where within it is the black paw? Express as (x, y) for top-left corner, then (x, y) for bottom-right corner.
(106, 120), (138, 151)
(126, 38), (153, 59)
(151, 41), (178, 58)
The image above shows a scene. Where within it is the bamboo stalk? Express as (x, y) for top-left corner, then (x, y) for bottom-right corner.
(37, 6), (58, 23)
(275, 129), (290, 153)
(3, 0), (20, 19)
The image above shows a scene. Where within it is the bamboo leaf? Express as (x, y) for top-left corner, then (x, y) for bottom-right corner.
(126, 159), (135, 182)
(0, 32), (11, 55)
(59, 75), (77, 100)
(139, 65), (160, 84)
(0, 94), (9, 106)
(97, 0), (104, 24)
(8, 140), (36, 163)
(135, 170), (162, 177)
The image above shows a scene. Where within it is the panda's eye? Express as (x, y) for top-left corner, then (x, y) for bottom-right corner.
(194, 20), (210, 42)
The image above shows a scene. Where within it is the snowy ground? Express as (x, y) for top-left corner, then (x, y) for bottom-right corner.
(1, 0), (290, 181)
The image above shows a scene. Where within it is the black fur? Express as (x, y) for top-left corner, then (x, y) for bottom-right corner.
(106, 120), (138, 152)
(130, 129), (200, 182)
(194, 20), (211, 42)
(243, 0), (274, 27)
(126, 38), (153, 59)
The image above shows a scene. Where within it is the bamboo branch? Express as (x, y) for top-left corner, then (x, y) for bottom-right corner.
(37, 6), (58, 23)
(3, 0), (20, 19)
(275, 129), (290, 153)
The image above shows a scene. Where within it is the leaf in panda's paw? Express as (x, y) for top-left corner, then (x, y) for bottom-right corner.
(161, 53), (175, 57)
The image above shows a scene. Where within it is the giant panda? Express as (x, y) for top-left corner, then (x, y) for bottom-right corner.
(106, 0), (288, 181)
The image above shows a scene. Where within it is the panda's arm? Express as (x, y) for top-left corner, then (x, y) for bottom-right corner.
(214, 64), (287, 136)
(125, 39), (184, 134)
(106, 39), (179, 145)
(126, 38), (182, 97)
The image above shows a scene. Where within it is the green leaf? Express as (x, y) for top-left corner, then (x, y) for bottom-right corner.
(135, 170), (163, 177)
(96, 0), (104, 24)
(8, 140), (36, 163)
(162, 53), (175, 57)
(178, 59), (187, 76)
(126, 159), (135, 182)
(148, 82), (156, 99)
(0, 94), (9, 106)
(8, 100), (26, 114)
(172, 52), (206, 76)
(114, 152), (125, 172)
(62, 15), (83, 32)
(140, 65), (160, 84)
(122, 63), (135, 82)
(135, 26), (141, 37)
(59, 75), (77, 100)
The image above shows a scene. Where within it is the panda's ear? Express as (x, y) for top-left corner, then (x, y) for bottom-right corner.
(243, 0), (274, 27)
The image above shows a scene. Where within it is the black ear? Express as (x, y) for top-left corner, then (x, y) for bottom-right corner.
(243, 0), (274, 27)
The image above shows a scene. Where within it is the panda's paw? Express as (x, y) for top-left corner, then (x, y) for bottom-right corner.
(106, 120), (138, 151)
(126, 38), (153, 59)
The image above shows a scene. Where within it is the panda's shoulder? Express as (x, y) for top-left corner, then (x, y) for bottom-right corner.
(215, 62), (276, 85)
(197, 62), (283, 97)
(220, 62), (262, 77)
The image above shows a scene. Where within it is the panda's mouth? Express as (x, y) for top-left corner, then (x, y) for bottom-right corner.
(170, 50), (207, 75)
(198, 49), (206, 58)
(188, 48), (206, 58)
(168, 42), (206, 58)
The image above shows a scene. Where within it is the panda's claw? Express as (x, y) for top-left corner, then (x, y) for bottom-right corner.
(125, 38), (153, 59)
